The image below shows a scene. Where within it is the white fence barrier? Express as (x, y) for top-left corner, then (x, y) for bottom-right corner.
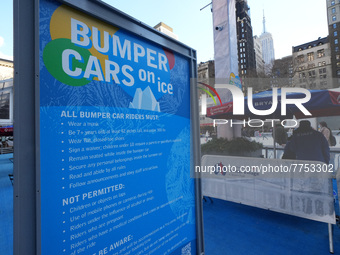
(201, 155), (335, 224)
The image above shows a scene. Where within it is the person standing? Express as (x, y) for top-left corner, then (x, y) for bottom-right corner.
(283, 120), (330, 164)
(272, 124), (287, 146)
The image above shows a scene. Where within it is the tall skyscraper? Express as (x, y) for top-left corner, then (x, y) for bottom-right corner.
(260, 11), (275, 74)
(253, 35), (265, 75)
(235, 0), (256, 79)
(326, 0), (340, 87)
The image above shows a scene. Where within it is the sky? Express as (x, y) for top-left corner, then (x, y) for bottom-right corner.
(0, 0), (329, 63)
(0, 2), (13, 60)
(247, 0), (328, 59)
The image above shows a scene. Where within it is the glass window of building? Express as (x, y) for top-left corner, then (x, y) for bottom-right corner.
(332, 7), (336, 13)
(319, 68), (327, 74)
(317, 49), (325, 58)
(335, 31), (338, 36)
(297, 55), (304, 63)
(336, 39), (339, 44)
(333, 15), (337, 21)
(0, 91), (11, 120)
(334, 23), (337, 29)
(319, 67), (327, 73)
(308, 70), (316, 77)
(307, 52), (314, 61)
(332, 0), (335, 6)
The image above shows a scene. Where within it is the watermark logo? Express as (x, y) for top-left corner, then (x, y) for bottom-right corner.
(198, 82), (222, 112)
(199, 84), (312, 117)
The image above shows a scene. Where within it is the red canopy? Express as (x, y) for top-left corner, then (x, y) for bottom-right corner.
(0, 125), (13, 136)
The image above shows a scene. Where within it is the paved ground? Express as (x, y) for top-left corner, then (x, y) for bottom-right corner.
(203, 197), (340, 255)
(0, 153), (13, 255)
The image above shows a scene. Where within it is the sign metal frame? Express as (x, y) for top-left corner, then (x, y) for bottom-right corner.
(14, 0), (204, 254)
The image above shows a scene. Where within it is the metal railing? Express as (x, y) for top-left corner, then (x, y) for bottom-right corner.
(0, 147), (13, 154)
(263, 147), (340, 171)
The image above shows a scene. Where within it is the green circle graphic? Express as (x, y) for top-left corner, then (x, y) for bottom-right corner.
(43, 38), (91, 87)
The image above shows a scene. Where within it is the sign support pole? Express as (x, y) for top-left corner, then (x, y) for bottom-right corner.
(13, 0), (39, 254)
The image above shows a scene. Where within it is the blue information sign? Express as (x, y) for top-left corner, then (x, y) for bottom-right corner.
(39, 1), (197, 254)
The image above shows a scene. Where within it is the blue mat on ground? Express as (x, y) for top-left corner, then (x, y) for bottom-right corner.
(203, 197), (340, 255)
(0, 153), (13, 255)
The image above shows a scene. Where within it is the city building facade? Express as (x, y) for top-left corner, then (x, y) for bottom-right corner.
(153, 22), (179, 40)
(0, 59), (13, 125)
(0, 59), (13, 80)
(253, 35), (265, 75)
(198, 60), (215, 85)
(327, 0), (340, 87)
(235, 0), (256, 80)
(292, 37), (332, 89)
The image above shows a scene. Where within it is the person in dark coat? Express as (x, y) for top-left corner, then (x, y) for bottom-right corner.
(283, 120), (330, 163)
(273, 124), (287, 146)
